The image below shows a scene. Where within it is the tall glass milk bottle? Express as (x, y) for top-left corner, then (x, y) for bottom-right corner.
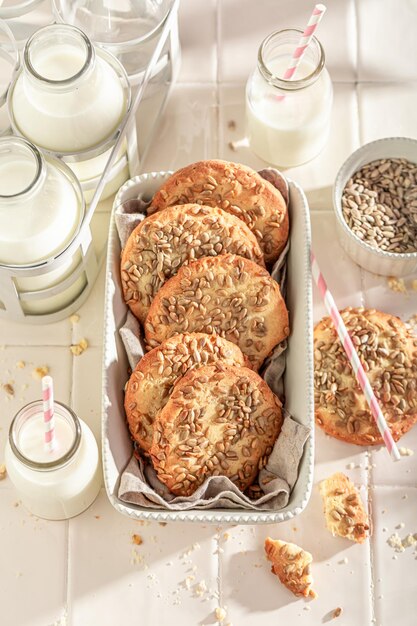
(246, 29), (333, 168)
(8, 24), (131, 202)
(0, 136), (85, 315)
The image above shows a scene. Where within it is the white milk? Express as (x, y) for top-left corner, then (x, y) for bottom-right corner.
(5, 402), (101, 520)
(11, 48), (126, 154)
(0, 156), (81, 266)
(246, 56), (333, 167)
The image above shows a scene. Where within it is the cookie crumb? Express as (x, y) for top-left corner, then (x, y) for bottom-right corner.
(158, 521), (167, 527)
(132, 534), (143, 546)
(183, 575), (195, 590)
(32, 366), (49, 380)
(228, 140), (237, 152)
(70, 314), (80, 324)
(387, 532), (405, 553)
(387, 276), (407, 293)
(94, 515), (100, 519)
(403, 533), (417, 548)
(227, 120), (236, 131)
(2, 383), (14, 397)
(215, 607), (227, 622)
(0, 464), (7, 480)
(223, 532), (230, 541)
(16, 360), (25, 369)
(396, 522), (405, 530)
(339, 557), (348, 565)
(194, 580), (207, 597)
(412, 279), (417, 292)
(70, 338), (88, 356)
(346, 462), (356, 470)
(333, 607), (343, 619)
(399, 447), (414, 457)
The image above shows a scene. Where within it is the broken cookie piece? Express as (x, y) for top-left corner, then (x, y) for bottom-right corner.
(264, 538), (317, 599)
(319, 472), (369, 543)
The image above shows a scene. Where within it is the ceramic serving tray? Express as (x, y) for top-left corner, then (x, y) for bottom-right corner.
(102, 170), (314, 523)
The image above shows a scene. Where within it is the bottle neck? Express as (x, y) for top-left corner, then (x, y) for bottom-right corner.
(23, 24), (96, 93)
(9, 400), (82, 472)
(257, 28), (325, 92)
(0, 137), (46, 203)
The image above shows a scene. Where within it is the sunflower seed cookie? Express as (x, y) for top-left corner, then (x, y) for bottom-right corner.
(148, 160), (289, 264)
(145, 254), (289, 370)
(319, 473), (369, 544)
(125, 333), (247, 453)
(150, 363), (283, 496)
(121, 204), (265, 323)
(314, 307), (417, 445)
(264, 538), (317, 599)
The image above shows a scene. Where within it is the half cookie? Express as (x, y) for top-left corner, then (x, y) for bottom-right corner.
(121, 204), (264, 324)
(145, 254), (289, 370)
(148, 160), (289, 264)
(150, 363), (283, 496)
(125, 333), (246, 453)
(314, 307), (417, 445)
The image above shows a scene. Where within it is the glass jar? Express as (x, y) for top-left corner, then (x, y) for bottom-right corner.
(0, 1), (52, 51)
(0, 136), (86, 314)
(246, 29), (333, 168)
(0, 19), (19, 136)
(53, 0), (176, 81)
(8, 23), (131, 200)
(5, 400), (101, 520)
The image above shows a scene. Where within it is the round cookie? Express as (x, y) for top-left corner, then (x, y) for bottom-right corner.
(148, 160), (289, 264)
(121, 204), (265, 324)
(150, 363), (283, 496)
(314, 307), (417, 445)
(125, 333), (247, 453)
(144, 254), (289, 371)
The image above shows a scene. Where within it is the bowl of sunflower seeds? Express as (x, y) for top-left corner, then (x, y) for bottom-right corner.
(333, 137), (417, 276)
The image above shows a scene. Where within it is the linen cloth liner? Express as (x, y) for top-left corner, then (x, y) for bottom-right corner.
(114, 169), (311, 511)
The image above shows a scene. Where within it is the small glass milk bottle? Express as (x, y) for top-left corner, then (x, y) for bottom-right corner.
(5, 401), (101, 520)
(246, 29), (333, 168)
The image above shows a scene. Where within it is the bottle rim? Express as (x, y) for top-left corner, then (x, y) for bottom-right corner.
(258, 28), (325, 91)
(0, 136), (43, 199)
(8, 400), (82, 471)
(23, 24), (95, 87)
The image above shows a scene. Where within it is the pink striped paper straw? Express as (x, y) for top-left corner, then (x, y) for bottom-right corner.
(277, 4), (326, 102)
(283, 3), (326, 81)
(42, 375), (55, 452)
(311, 252), (401, 462)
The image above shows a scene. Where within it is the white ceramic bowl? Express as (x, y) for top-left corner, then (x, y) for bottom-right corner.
(333, 137), (417, 277)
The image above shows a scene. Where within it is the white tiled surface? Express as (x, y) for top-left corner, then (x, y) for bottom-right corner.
(0, 1), (417, 626)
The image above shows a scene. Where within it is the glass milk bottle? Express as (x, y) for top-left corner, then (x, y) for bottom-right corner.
(0, 136), (85, 315)
(246, 29), (333, 168)
(8, 23), (131, 202)
(5, 401), (101, 520)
